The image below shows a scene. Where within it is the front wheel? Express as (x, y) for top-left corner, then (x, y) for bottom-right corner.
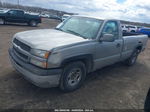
(0, 18), (5, 25)
(125, 49), (140, 66)
(29, 20), (38, 27)
(60, 61), (86, 92)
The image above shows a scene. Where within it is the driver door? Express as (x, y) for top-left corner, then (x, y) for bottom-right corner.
(94, 21), (123, 70)
(6, 10), (24, 23)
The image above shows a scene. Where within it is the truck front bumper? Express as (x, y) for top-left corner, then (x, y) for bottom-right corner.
(9, 48), (62, 88)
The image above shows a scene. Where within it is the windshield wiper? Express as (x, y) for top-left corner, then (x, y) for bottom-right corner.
(66, 30), (86, 39)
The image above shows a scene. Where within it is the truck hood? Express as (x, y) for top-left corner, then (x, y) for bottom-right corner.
(0, 10), (8, 14)
(0, 12), (5, 15)
(14, 29), (88, 51)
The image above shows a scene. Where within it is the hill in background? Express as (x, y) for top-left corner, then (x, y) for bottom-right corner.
(0, 2), (75, 16)
(0, 2), (150, 27)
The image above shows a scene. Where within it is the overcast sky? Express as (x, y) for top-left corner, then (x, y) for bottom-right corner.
(2, 0), (150, 23)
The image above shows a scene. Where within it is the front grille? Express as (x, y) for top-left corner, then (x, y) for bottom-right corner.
(13, 47), (28, 60)
(13, 38), (31, 52)
(13, 47), (29, 62)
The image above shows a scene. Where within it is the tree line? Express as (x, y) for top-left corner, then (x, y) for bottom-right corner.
(0, 1), (150, 27)
(0, 2), (74, 16)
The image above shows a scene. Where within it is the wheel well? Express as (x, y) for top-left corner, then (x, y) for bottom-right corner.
(131, 30), (135, 32)
(61, 55), (93, 73)
(136, 45), (143, 52)
(29, 19), (37, 23)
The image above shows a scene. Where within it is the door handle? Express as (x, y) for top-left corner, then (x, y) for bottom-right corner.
(116, 43), (121, 48)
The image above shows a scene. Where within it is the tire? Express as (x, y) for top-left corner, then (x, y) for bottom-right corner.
(0, 18), (5, 25)
(60, 61), (86, 92)
(125, 49), (140, 66)
(131, 30), (135, 32)
(29, 20), (38, 27)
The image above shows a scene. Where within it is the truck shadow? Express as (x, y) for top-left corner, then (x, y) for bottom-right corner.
(144, 88), (150, 112)
(85, 62), (132, 84)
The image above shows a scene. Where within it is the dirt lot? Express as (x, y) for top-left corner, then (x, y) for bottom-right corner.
(0, 18), (150, 110)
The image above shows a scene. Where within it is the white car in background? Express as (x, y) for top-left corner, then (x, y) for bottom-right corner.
(122, 24), (142, 33)
(121, 24), (129, 32)
(40, 14), (50, 18)
(127, 25), (138, 32)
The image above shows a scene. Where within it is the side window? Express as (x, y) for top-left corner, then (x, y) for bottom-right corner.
(8, 10), (24, 16)
(8, 10), (17, 15)
(17, 11), (24, 15)
(102, 21), (119, 39)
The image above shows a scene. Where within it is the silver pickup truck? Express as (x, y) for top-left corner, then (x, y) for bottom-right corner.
(9, 15), (148, 92)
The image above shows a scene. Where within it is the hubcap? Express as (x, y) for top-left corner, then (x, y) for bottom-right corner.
(31, 21), (36, 26)
(67, 68), (82, 86)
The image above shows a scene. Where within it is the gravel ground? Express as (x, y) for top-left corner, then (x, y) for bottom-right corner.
(0, 18), (150, 110)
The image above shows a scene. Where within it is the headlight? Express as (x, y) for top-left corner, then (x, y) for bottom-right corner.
(31, 49), (50, 59)
(30, 58), (47, 68)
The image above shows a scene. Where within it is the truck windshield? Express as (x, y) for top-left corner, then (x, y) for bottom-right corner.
(56, 16), (103, 39)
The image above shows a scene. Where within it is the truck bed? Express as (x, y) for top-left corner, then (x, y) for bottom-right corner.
(123, 32), (142, 36)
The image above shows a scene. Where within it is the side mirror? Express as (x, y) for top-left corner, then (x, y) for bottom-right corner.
(100, 34), (115, 42)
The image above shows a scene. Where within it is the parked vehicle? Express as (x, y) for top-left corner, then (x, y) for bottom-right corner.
(61, 14), (70, 21)
(0, 8), (7, 11)
(49, 15), (62, 21)
(0, 9), (42, 26)
(121, 24), (142, 33)
(127, 25), (137, 32)
(0, 8), (4, 12)
(136, 26), (143, 32)
(9, 15), (148, 92)
(138, 28), (150, 37)
(121, 24), (129, 32)
(40, 13), (50, 18)
(0, 9), (9, 13)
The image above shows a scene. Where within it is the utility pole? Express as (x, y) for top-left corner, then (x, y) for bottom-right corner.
(17, 0), (20, 8)
(0, 0), (3, 7)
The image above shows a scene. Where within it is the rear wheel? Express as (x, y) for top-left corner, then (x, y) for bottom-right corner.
(0, 18), (5, 25)
(125, 49), (140, 66)
(131, 30), (135, 32)
(29, 20), (38, 27)
(60, 61), (86, 92)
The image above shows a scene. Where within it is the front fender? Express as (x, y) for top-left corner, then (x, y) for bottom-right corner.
(60, 54), (93, 73)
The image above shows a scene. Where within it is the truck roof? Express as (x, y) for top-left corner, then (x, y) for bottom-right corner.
(72, 15), (120, 22)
